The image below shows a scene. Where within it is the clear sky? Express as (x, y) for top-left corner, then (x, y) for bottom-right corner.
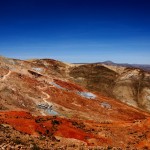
(0, 0), (150, 64)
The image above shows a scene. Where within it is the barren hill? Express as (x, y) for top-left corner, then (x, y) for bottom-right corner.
(0, 56), (150, 149)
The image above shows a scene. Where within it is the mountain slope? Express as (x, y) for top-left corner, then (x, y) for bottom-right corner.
(0, 56), (150, 149)
(68, 63), (150, 112)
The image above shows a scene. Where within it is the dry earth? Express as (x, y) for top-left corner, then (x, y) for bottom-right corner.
(0, 56), (150, 149)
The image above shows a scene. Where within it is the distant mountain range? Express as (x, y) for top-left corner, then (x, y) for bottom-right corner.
(74, 61), (150, 72)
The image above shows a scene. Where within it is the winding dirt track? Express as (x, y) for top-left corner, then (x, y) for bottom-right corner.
(1, 70), (11, 81)
(42, 91), (51, 103)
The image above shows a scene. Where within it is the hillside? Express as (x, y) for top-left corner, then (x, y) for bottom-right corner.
(69, 63), (150, 112)
(0, 56), (150, 149)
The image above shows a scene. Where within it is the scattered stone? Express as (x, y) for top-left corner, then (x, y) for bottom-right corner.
(50, 82), (66, 90)
(77, 91), (96, 99)
(101, 102), (111, 109)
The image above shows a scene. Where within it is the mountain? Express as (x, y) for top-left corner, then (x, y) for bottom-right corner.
(0, 56), (150, 149)
(131, 64), (150, 72)
(98, 61), (150, 72)
(69, 62), (150, 112)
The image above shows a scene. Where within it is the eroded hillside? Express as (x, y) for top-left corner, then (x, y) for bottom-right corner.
(0, 56), (150, 149)
(68, 63), (150, 112)
(27, 58), (150, 112)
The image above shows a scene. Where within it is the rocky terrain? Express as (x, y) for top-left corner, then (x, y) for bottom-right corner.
(0, 56), (150, 149)
(69, 62), (150, 112)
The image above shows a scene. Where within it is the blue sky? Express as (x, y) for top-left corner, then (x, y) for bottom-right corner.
(0, 0), (150, 64)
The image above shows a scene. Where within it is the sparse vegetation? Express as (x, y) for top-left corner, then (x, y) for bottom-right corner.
(52, 120), (60, 125)
(31, 143), (41, 150)
(72, 121), (85, 129)
(13, 138), (25, 145)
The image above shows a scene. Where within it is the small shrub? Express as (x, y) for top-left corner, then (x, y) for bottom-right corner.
(13, 138), (24, 145)
(52, 120), (60, 125)
(32, 143), (40, 150)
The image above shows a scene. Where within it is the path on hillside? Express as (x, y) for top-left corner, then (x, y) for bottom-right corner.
(42, 91), (51, 103)
(1, 70), (12, 81)
(37, 85), (52, 104)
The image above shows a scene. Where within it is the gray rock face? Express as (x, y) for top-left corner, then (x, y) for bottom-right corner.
(50, 82), (66, 90)
(77, 91), (96, 99)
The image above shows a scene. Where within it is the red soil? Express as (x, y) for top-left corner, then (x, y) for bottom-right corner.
(54, 79), (85, 92)
(0, 111), (150, 148)
(0, 111), (107, 146)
